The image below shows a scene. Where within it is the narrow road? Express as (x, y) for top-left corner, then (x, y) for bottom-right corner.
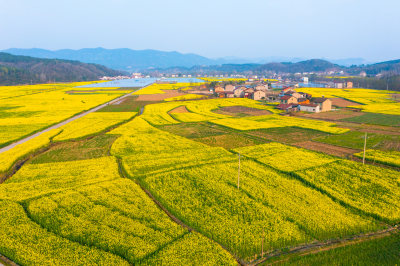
(0, 85), (149, 154)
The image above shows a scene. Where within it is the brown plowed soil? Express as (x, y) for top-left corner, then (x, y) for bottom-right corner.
(330, 98), (361, 107)
(294, 141), (359, 157)
(214, 106), (272, 116)
(136, 90), (186, 101)
(169, 106), (189, 113)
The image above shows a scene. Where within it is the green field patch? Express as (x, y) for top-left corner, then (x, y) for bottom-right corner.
(340, 112), (400, 126)
(271, 232), (400, 265)
(247, 127), (330, 144)
(97, 96), (159, 112)
(158, 122), (228, 139)
(31, 134), (118, 164)
(194, 133), (267, 149)
(0, 110), (43, 119)
(213, 105), (272, 117)
(316, 130), (400, 151)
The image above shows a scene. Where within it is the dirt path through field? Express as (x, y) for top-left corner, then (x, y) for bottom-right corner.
(0, 253), (18, 266)
(169, 105), (189, 113)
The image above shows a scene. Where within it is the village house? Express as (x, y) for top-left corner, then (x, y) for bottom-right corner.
(225, 91), (235, 98)
(280, 95), (298, 104)
(233, 88), (245, 98)
(287, 91), (303, 99)
(276, 103), (298, 112)
(253, 90), (267, 100)
(245, 87), (255, 94)
(311, 97), (332, 112)
(255, 84), (269, 91)
(225, 84), (236, 92)
(214, 86), (224, 93)
(334, 81), (344, 89)
(346, 81), (353, 88)
(299, 103), (320, 113)
(265, 92), (279, 102)
(244, 92), (253, 99)
(279, 87), (294, 96)
(297, 97), (310, 104)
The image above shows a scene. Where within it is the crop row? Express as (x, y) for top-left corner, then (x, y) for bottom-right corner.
(1, 154), (236, 264)
(139, 98), (283, 126)
(27, 182), (185, 263)
(54, 112), (136, 141)
(0, 156), (120, 201)
(0, 128), (60, 174)
(354, 149), (400, 168)
(0, 82), (130, 146)
(140, 160), (378, 259)
(236, 142), (400, 223)
(212, 114), (349, 134)
(0, 199), (129, 265)
(234, 142), (339, 172)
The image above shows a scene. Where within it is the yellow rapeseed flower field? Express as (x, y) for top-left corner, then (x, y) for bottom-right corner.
(54, 112), (136, 141)
(0, 82), (131, 146)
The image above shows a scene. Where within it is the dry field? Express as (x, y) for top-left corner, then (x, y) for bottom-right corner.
(331, 98), (361, 107)
(294, 141), (360, 157)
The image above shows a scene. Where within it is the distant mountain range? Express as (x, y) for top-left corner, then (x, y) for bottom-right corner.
(143, 59), (340, 75)
(0, 52), (126, 85)
(144, 59), (400, 77)
(2, 48), (370, 71)
(1, 49), (399, 87)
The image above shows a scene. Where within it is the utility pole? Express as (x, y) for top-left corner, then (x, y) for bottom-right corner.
(363, 132), (367, 165)
(261, 228), (264, 258)
(237, 153), (240, 190)
(387, 77), (389, 91)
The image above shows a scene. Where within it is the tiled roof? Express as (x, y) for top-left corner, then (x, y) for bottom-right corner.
(312, 97), (329, 103)
(276, 103), (295, 110)
(280, 95), (293, 100)
(300, 103), (318, 107)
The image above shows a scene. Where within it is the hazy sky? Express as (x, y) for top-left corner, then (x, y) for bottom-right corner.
(1, 0), (399, 61)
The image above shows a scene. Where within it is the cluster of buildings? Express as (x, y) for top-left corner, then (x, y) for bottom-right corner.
(276, 87), (332, 113)
(332, 81), (353, 88)
(212, 84), (279, 101)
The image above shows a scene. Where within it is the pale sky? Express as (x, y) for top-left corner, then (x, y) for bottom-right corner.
(1, 0), (399, 61)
